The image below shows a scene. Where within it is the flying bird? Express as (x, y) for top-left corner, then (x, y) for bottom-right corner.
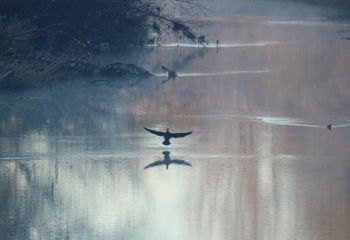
(144, 151), (192, 170)
(161, 65), (177, 79)
(144, 127), (192, 145)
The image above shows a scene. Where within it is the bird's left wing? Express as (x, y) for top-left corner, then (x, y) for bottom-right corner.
(144, 127), (164, 136)
(171, 131), (192, 138)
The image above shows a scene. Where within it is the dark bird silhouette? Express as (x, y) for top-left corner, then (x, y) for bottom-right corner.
(144, 151), (192, 170)
(327, 124), (332, 130)
(144, 127), (192, 145)
(161, 66), (177, 79)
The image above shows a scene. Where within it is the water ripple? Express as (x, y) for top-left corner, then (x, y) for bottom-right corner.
(146, 41), (283, 48)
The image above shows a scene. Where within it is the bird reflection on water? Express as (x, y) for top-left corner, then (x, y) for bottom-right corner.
(144, 151), (192, 170)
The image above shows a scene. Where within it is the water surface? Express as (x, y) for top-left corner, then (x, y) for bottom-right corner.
(0, 15), (350, 240)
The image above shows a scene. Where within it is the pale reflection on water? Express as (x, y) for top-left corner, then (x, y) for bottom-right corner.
(1, 15), (350, 240)
(145, 41), (283, 48)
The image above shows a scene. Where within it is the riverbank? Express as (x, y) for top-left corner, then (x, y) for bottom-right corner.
(0, 55), (153, 90)
(0, 0), (201, 90)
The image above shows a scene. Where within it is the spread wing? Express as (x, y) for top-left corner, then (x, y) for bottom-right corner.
(161, 66), (170, 72)
(144, 161), (164, 169)
(144, 127), (165, 136)
(171, 159), (192, 167)
(171, 131), (192, 138)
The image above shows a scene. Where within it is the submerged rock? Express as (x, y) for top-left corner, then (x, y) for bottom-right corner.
(0, 57), (152, 90)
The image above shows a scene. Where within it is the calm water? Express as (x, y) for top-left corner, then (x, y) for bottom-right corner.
(1, 15), (350, 240)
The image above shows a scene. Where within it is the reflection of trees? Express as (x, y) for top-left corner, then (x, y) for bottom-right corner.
(0, 158), (146, 239)
(0, 85), (130, 136)
(0, 46), (208, 137)
(0, 161), (52, 239)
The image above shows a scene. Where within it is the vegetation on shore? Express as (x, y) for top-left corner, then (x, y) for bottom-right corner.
(0, 0), (200, 89)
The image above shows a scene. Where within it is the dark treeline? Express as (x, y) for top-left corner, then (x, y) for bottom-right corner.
(0, 0), (200, 89)
(0, 0), (197, 56)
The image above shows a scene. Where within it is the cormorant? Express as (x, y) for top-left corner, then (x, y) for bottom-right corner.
(161, 66), (177, 79)
(144, 127), (192, 145)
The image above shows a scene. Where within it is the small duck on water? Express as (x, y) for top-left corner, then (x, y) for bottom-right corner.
(161, 66), (177, 79)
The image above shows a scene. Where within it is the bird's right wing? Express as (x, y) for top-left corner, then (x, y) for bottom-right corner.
(144, 161), (164, 169)
(171, 131), (192, 138)
(171, 159), (192, 167)
(144, 127), (165, 136)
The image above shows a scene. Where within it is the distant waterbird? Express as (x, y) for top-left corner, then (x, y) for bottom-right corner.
(172, 114), (350, 131)
(161, 66), (177, 79)
(325, 123), (350, 130)
(144, 151), (192, 170)
(144, 127), (192, 145)
(154, 70), (272, 80)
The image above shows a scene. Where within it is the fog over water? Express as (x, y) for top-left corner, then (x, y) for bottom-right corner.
(1, 1), (350, 240)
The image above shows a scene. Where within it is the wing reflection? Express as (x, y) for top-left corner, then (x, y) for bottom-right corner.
(144, 151), (192, 170)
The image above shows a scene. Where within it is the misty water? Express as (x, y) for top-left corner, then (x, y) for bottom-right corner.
(1, 15), (350, 240)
